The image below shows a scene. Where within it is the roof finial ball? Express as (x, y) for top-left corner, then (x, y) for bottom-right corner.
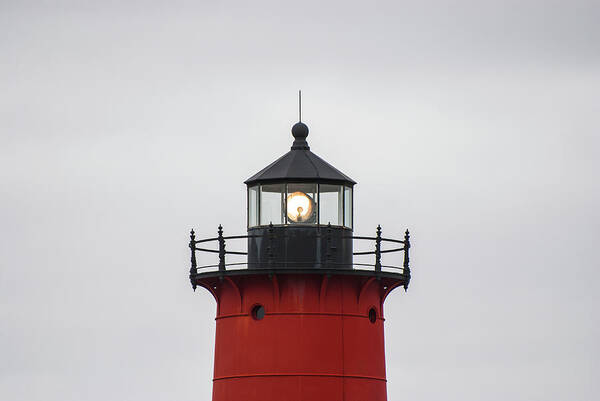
(292, 121), (309, 139)
(290, 121), (310, 150)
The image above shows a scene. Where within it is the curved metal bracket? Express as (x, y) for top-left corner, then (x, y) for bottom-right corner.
(382, 282), (403, 303)
(380, 282), (404, 315)
(224, 276), (242, 313)
(358, 277), (376, 307)
(271, 274), (280, 309)
(319, 274), (329, 311)
(196, 281), (219, 303)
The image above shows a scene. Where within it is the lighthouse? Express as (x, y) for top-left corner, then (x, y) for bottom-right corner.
(188, 117), (411, 401)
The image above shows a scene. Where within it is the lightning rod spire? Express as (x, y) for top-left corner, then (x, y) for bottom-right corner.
(299, 90), (302, 122)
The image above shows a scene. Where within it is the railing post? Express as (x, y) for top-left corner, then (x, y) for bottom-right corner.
(218, 224), (226, 272)
(403, 229), (410, 275)
(375, 225), (382, 272)
(189, 229), (197, 291)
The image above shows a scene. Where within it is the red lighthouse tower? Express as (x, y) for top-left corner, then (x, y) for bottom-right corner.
(189, 118), (411, 401)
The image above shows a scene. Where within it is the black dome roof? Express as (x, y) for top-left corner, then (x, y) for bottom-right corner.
(244, 122), (356, 186)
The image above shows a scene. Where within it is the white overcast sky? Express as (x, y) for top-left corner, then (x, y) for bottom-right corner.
(1, 1), (599, 400)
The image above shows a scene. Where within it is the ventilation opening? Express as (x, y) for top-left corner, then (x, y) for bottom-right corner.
(368, 307), (377, 323)
(251, 304), (265, 320)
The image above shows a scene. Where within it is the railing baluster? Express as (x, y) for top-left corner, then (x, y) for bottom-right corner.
(189, 229), (197, 291)
(403, 229), (410, 276)
(404, 230), (410, 273)
(218, 225), (226, 272)
(375, 225), (382, 272)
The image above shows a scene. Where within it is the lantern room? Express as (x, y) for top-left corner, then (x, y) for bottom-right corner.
(245, 121), (356, 269)
(247, 182), (353, 228)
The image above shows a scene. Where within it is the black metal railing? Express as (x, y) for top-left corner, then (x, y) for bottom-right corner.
(188, 224), (411, 277)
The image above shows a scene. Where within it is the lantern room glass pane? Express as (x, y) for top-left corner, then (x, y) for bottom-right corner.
(319, 184), (343, 226)
(260, 184), (284, 225)
(286, 183), (317, 224)
(344, 186), (353, 229)
(248, 185), (259, 227)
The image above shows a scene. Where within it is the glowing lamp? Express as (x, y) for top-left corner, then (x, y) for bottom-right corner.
(286, 191), (315, 223)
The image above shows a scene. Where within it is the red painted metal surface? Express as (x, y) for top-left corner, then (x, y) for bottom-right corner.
(196, 273), (403, 401)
